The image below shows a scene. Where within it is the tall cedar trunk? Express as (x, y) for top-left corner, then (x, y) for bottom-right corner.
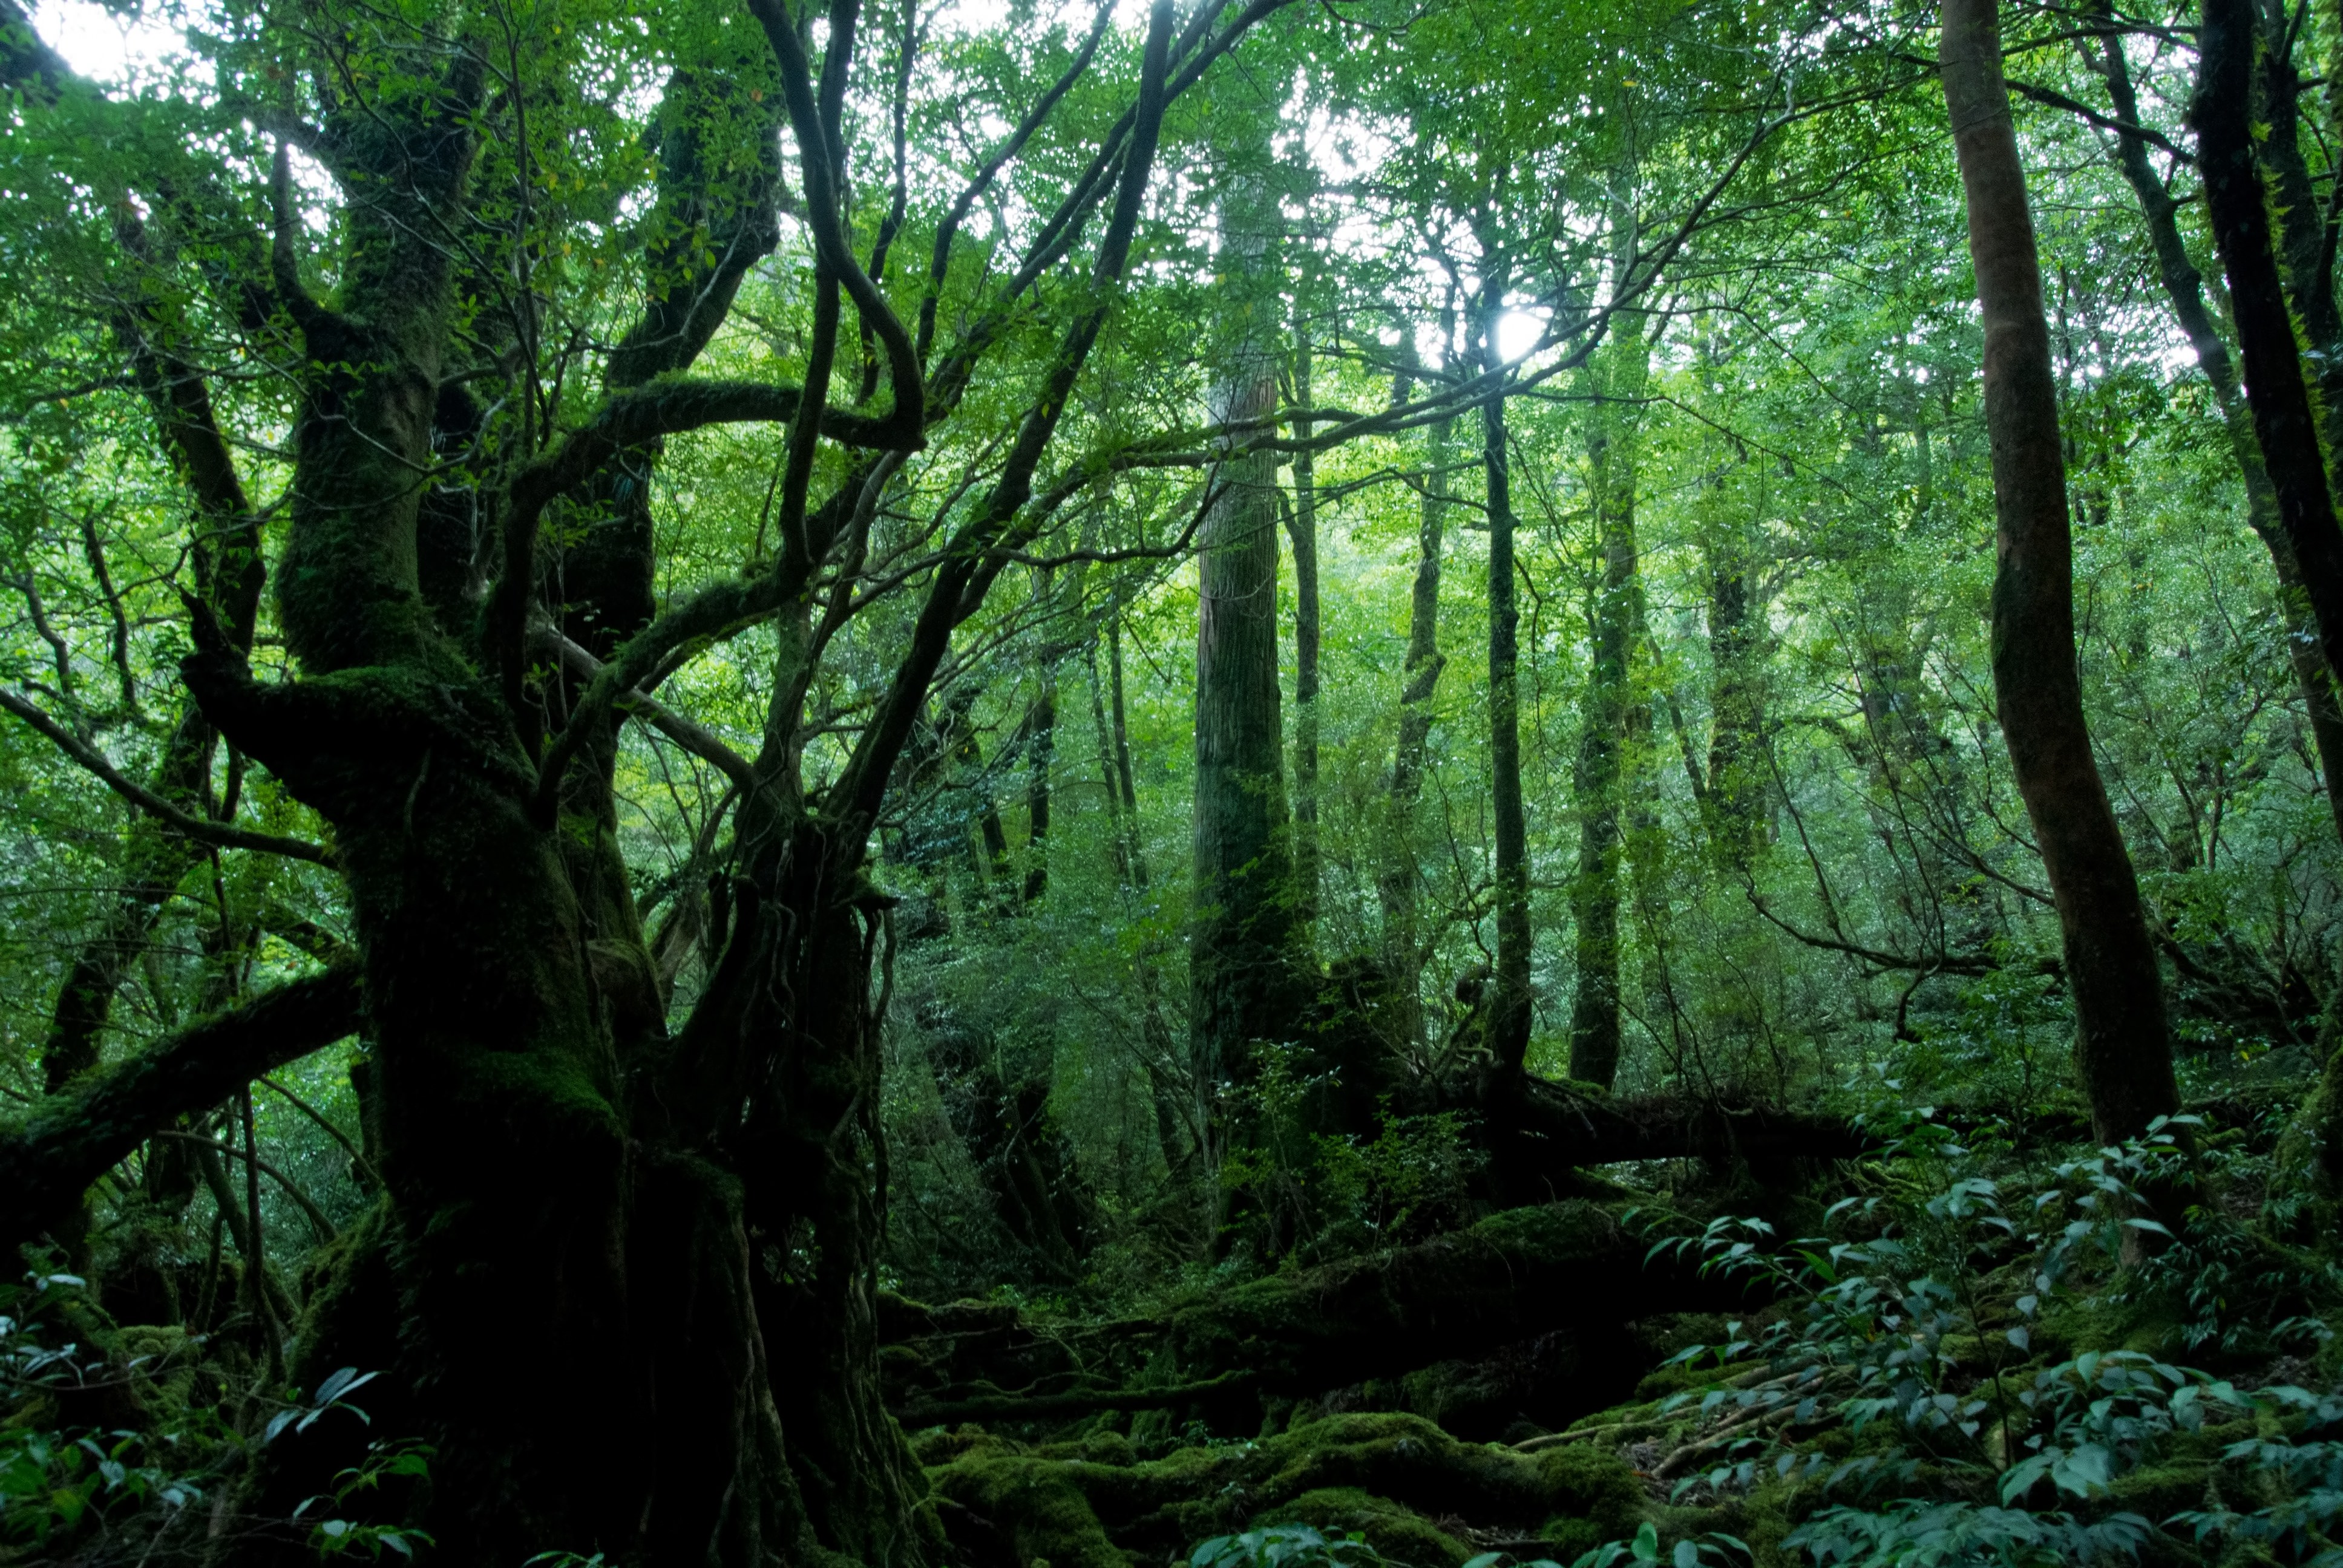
(1481, 287), (1535, 1076)
(1568, 327), (1646, 1091)
(1190, 167), (1302, 1186)
(1943, 0), (2178, 1148)
(2091, 8), (2343, 845)
(1380, 410), (1451, 1051)
(1287, 313), (1322, 930)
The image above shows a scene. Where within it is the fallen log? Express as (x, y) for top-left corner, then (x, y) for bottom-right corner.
(888, 1198), (1768, 1437)
(1163, 1200), (1724, 1390)
(1477, 1076), (1881, 1198)
(0, 962), (363, 1253)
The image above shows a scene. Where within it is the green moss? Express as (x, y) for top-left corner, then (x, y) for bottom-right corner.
(932, 1406), (1659, 1567)
(1535, 1442), (1643, 1551)
(929, 1455), (1133, 1568)
(115, 1324), (195, 1413)
(1264, 1488), (1470, 1568)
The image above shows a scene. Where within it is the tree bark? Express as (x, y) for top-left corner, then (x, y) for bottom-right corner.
(1483, 287), (1535, 1077)
(1702, 500), (1765, 869)
(1944, 0), (2177, 1147)
(1191, 163), (1303, 1185)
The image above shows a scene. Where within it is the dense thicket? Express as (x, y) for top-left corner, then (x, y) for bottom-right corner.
(5, 0), (2343, 1565)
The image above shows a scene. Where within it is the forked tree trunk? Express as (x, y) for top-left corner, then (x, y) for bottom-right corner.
(1942, 0), (2177, 1148)
(33, 0), (1195, 1560)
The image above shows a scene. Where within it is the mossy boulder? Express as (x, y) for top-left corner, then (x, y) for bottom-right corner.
(929, 1455), (1133, 1568)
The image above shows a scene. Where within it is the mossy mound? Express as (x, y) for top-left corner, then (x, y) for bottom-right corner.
(1267, 1488), (1470, 1568)
(928, 1410), (1648, 1568)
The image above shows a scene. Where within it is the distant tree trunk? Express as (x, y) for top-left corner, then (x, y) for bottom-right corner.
(1482, 287), (1535, 1077)
(1109, 618), (1150, 892)
(937, 688), (1012, 895)
(1286, 312), (1322, 932)
(1380, 404), (1451, 1053)
(1191, 166), (1301, 1186)
(1943, 0), (2177, 1147)
(1702, 503), (1764, 870)
(1089, 641), (1135, 892)
(1091, 630), (1188, 1177)
(1568, 325), (1647, 1092)
(1022, 676), (1058, 904)
(2092, 10), (2343, 846)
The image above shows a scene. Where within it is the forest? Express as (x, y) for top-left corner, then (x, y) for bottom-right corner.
(5, 0), (2343, 1561)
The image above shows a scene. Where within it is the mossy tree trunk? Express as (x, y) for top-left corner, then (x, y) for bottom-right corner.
(84, 0), (1193, 1558)
(1287, 310), (1323, 932)
(2089, 5), (2343, 849)
(1567, 320), (1648, 1093)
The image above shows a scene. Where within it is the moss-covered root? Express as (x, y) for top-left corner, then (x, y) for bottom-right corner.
(929, 1412), (1647, 1568)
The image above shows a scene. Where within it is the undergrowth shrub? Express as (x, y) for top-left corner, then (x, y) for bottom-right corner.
(0, 1269), (429, 1562)
(1621, 1083), (2343, 1566)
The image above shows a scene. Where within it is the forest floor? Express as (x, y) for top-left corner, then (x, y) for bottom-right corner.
(891, 1060), (2343, 1568)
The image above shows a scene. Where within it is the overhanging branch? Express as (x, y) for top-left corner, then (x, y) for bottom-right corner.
(0, 962), (363, 1250)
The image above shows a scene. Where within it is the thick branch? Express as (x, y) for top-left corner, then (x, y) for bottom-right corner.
(0, 962), (363, 1250)
(490, 378), (899, 693)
